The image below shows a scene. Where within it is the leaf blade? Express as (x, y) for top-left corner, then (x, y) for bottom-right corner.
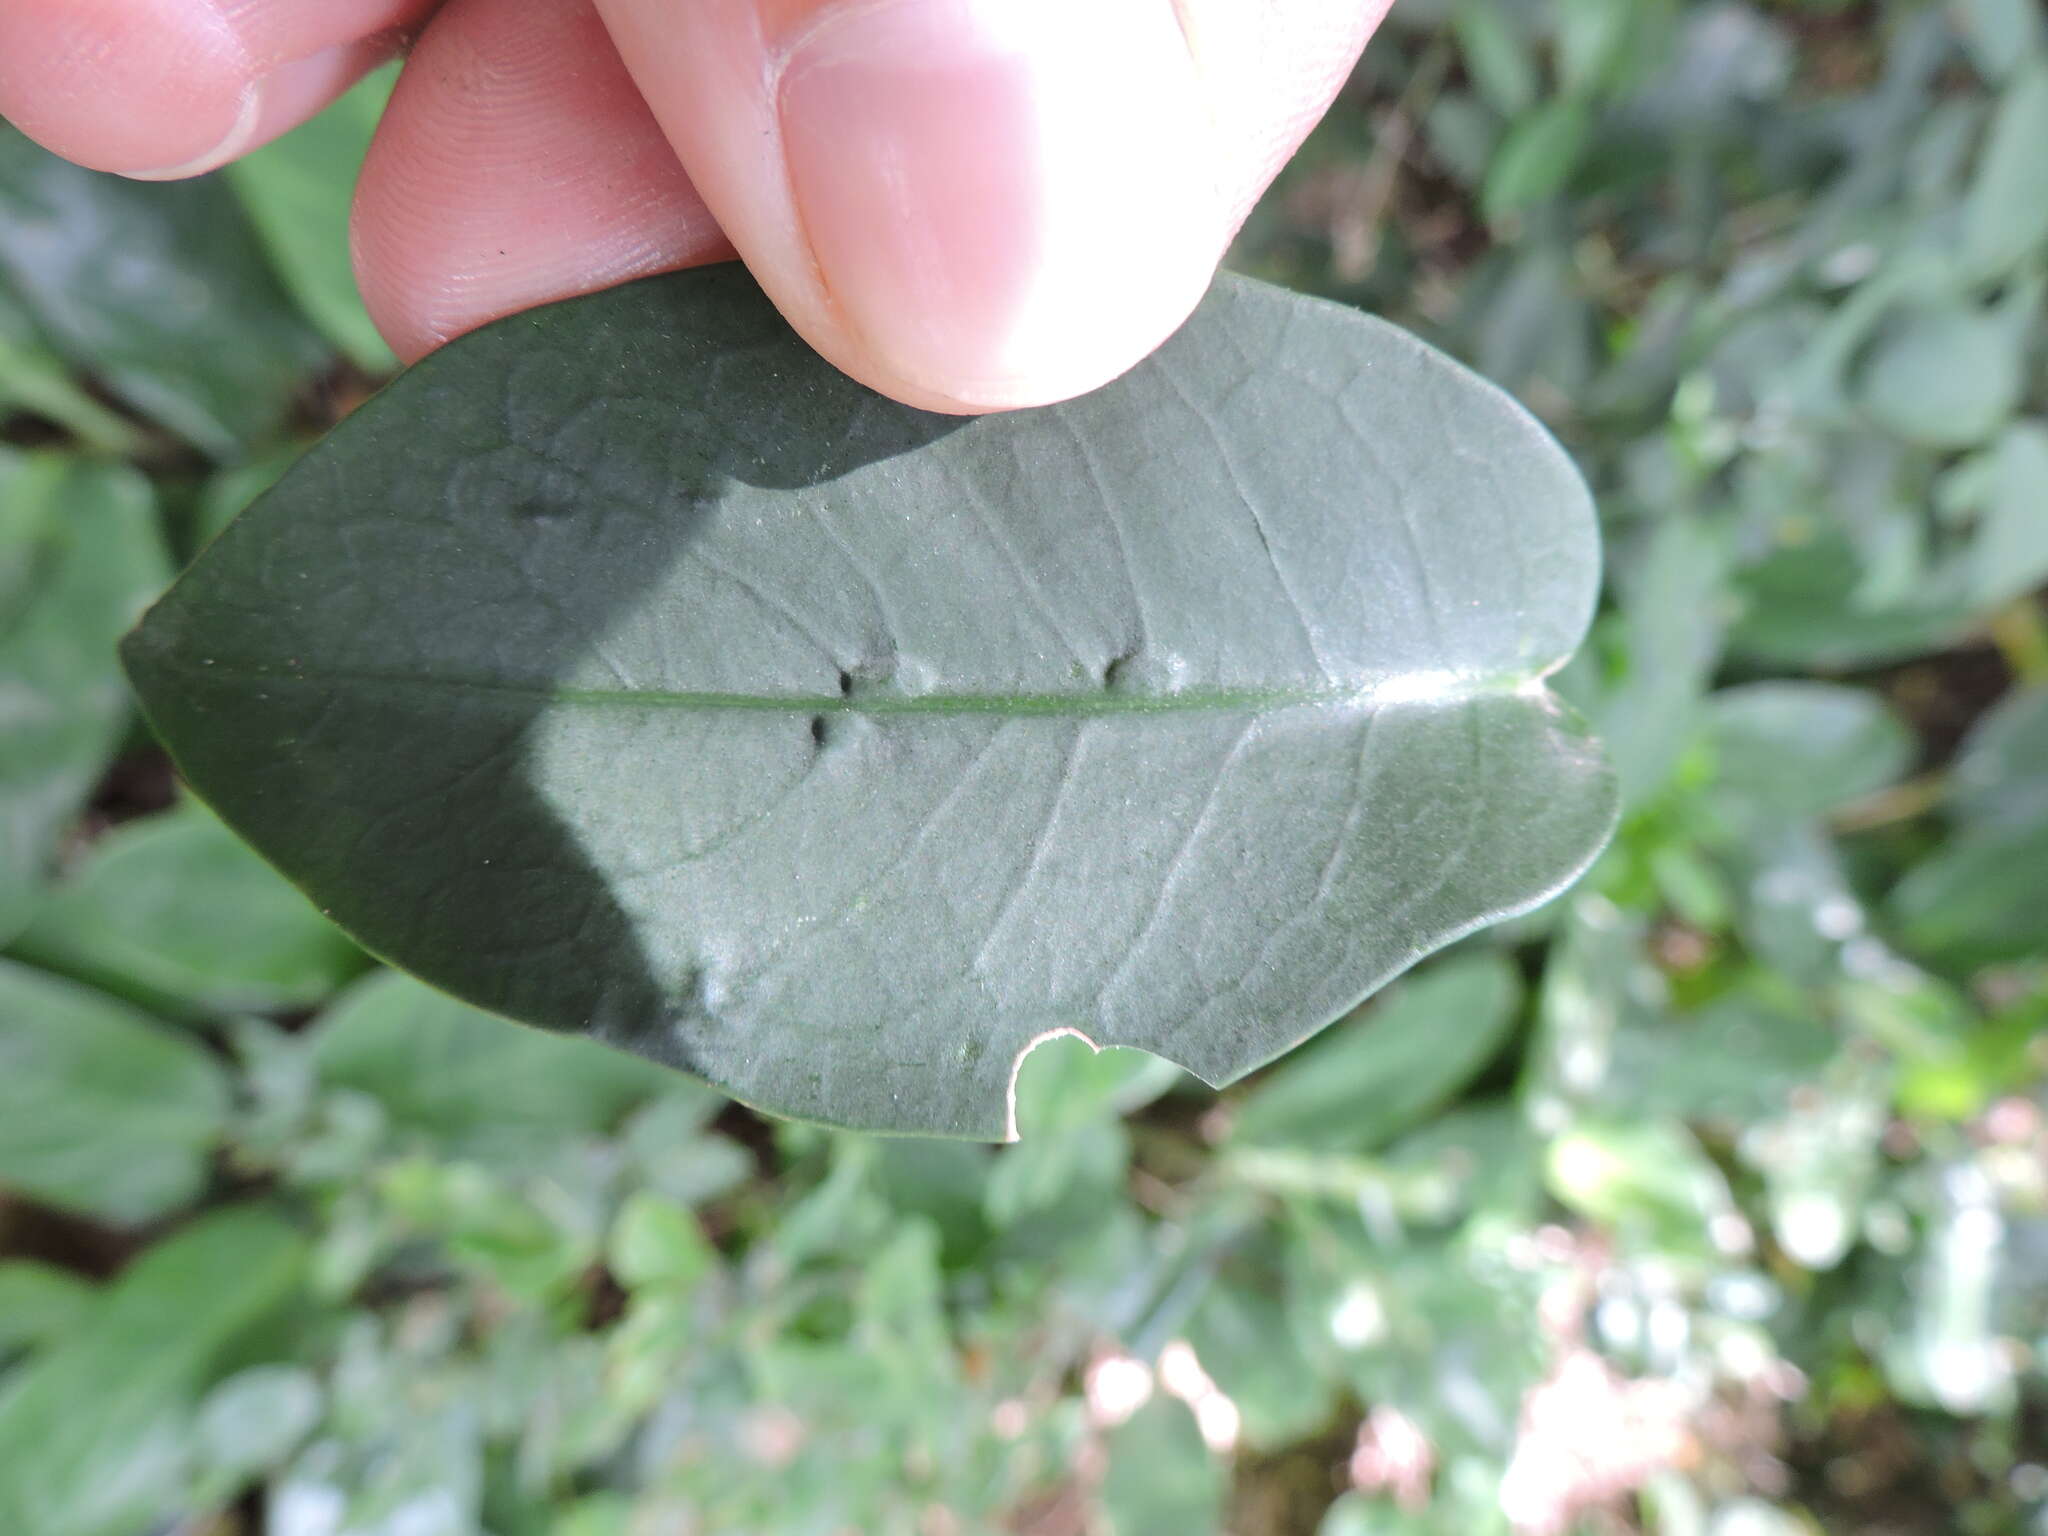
(124, 267), (1614, 1137)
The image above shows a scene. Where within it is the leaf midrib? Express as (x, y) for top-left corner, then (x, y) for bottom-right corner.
(137, 654), (1547, 718)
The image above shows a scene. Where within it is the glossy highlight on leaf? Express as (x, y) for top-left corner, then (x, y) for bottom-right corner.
(123, 266), (1616, 1138)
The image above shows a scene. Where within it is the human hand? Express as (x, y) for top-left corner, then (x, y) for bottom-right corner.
(0, 0), (1382, 413)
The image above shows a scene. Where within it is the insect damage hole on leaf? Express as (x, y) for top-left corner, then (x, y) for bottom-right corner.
(122, 262), (1617, 1139)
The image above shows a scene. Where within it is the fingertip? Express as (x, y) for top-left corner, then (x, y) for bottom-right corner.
(596, 0), (1227, 414)
(0, 0), (251, 177)
(773, 0), (1223, 410)
(0, 0), (430, 180)
(352, 0), (730, 365)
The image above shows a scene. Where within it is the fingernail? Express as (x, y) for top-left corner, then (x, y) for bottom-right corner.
(776, 0), (1220, 407)
(126, 82), (261, 181)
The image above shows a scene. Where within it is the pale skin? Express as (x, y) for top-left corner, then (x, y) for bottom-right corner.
(0, 0), (1387, 414)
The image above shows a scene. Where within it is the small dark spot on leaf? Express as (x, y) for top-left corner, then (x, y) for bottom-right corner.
(810, 714), (828, 748)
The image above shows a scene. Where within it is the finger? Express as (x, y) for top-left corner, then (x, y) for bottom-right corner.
(352, 0), (731, 363)
(0, 0), (436, 180)
(589, 0), (1383, 414)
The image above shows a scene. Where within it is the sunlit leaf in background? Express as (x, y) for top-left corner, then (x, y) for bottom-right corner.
(0, 454), (167, 943)
(0, 960), (227, 1224)
(0, 129), (328, 459)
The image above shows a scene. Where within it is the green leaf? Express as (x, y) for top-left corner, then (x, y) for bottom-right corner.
(0, 291), (146, 454)
(1229, 952), (1522, 1154)
(1099, 1395), (1225, 1536)
(1703, 682), (1913, 822)
(1595, 515), (1730, 805)
(1320, 1494), (1446, 1536)
(1745, 1048), (1887, 1271)
(0, 1261), (96, 1356)
(1283, 1214), (1542, 1455)
(1184, 1254), (1340, 1450)
(1891, 685), (2048, 970)
(228, 66), (399, 374)
(1524, 894), (1655, 1126)
(1946, 685), (2048, 833)
(1482, 100), (1594, 225)
(1556, 0), (1668, 96)
(1890, 822), (2048, 970)
(0, 453), (168, 943)
(123, 266), (1616, 1139)
(1730, 530), (1975, 670)
(1453, 1), (1537, 117)
(311, 970), (689, 1149)
(0, 960), (229, 1223)
(1547, 1118), (1740, 1259)
(1956, 0), (2044, 81)
(608, 1189), (716, 1292)
(11, 800), (366, 1017)
(1605, 991), (1835, 1128)
(1853, 301), (2024, 449)
(0, 1208), (304, 1536)
(192, 1364), (323, 1482)
(1969, 422), (2048, 608)
(1958, 61), (2048, 277)
(0, 128), (329, 458)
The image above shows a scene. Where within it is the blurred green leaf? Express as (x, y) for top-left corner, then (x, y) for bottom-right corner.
(1607, 991), (1835, 1128)
(311, 970), (697, 1152)
(1968, 423), (2048, 609)
(1099, 1395), (1225, 1536)
(1946, 685), (2048, 832)
(1547, 1118), (1740, 1258)
(1731, 529), (1976, 670)
(1597, 516), (1730, 805)
(228, 66), (398, 374)
(1525, 894), (1657, 1129)
(1744, 1047), (1888, 1270)
(0, 1261), (96, 1356)
(1956, 0), (2045, 81)
(0, 960), (228, 1222)
(1483, 99), (1593, 224)
(1557, 0), (1673, 95)
(0, 453), (168, 943)
(0, 1208), (304, 1536)
(1885, 1163), (2018, 1415)
(192, 1364), (322, 1484)
(1854, 302), (2024, 449)
(0, 290), (146, 454)
(1284, 1213), (1542, 1455)
(1891, 685), (2048, 970)
(1703, 682), (1913, 823)
(1958, 60), (2048, 276)
(1454, 1), (1537, 117)
(1184, 1251), (1341, 1450)
(1321, 1492), (1452, 1535)
(1733, 825), (1866, 988)
(1230, 953), (1522, 1155)
(1890, 820), (2048, 970)
(609, 1190), (714, 1293)
(0, 129), (329, 458)
(11, 799), (366, 1017)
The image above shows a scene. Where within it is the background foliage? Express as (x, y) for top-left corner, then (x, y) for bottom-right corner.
(1, 1), (2045, 1531)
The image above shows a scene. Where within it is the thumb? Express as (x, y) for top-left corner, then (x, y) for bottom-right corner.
(590, 0), (1379, 414)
